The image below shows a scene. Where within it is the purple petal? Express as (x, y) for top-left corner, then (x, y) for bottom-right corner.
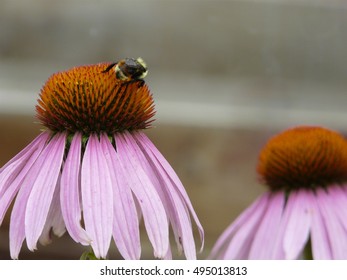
(0, 133), (49, 225)
(81, 134), (113, 259)
(0, 132), (49, 174)
(310, 190), (332, 259)
(25, 133), (66, 251)
(280, 190), (311, 259)
(39, 174), (66, 246)
(163, 246), (173, 260)
(210, 193), (270, 259)
(100, 134), (141, 260)
(115, 133), (169, 258)
(249, 192), (285, 259)
(9, 133), (60, 258)
(60, 132), (90, 245)
(10, 158), (47, 258)
(316, 187), (347, 259)
(134, 132), (204, 249)
(328, 186), (347, 234)
(127, 132), (197, 259)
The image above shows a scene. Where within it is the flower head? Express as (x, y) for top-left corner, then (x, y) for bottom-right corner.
(210, 126), (347, 259)
(36, 61), (154, 134)
(0, 58), (203, 259)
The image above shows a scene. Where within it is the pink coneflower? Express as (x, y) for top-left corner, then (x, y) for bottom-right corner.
(0, 58), (203, 259)
(209, 126), (347, 259)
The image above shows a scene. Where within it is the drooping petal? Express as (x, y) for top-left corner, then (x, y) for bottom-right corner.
(316, 187), (347, 259)
(115, 133), (169, 258)
(163, 246), (173, 260)
(150, 174), (196, 259)
(25, 133), (66, 251)
(39, 174), (66, 246)
(60, 132), (90, 245)
(10, 156), (47, 259)
(210, 193), (270, 259)
(81, 134), (113, 259)
(280, 190), (311, 259)
(0, 132), (49, 175)
(100, 134), (140, 260)
(328, 186), (347, 236)
(310, 191), (333, 259)
(9, 133), (59, 258)
(249, 192), (285, 259)
(0, 132), (49, 225)
(126, 132), (197, 259)
(134, 132), (204, 249)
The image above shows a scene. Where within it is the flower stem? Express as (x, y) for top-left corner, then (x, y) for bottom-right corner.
(80, 249), (100, 260)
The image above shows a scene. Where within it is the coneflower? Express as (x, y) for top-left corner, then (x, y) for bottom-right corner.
(209, 126), (347, 259)
(0, 58), (203, 260)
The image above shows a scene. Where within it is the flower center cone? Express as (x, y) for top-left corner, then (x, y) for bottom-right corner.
(257, 126), (347, 191)
(36, 63), (155, 135)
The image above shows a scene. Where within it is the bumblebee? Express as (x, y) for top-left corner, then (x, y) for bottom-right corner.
(103, 57), (148, 82)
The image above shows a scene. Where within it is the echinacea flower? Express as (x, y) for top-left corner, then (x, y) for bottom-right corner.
(209, 126), (347, 259)
(0, 58), (203, 259)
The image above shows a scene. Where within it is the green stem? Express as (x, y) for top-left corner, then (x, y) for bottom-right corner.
(80, 248), (100, 260)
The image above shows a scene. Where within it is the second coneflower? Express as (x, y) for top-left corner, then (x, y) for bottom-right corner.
(0, 58), (203, 259)
(209, 126), (347, 260)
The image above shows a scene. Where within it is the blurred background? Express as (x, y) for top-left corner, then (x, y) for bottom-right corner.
(0, 0), (347, 259)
